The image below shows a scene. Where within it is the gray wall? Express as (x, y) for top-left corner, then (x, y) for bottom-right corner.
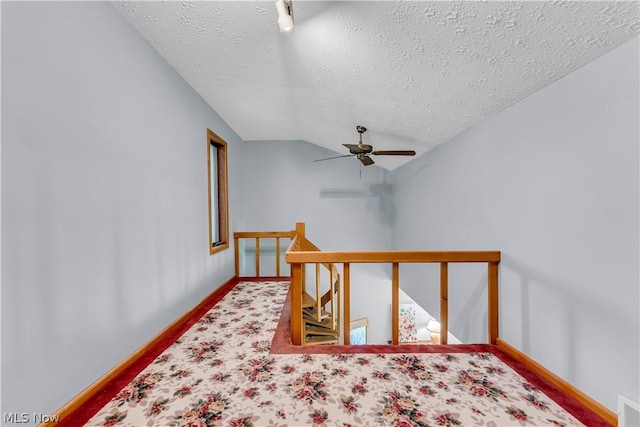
(1, 1), (241, 418)
(238, 140), (392, 250)
(391, 37), (639, 411)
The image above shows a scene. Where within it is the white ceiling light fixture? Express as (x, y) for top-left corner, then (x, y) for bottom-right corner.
(275, 0), (293, 32)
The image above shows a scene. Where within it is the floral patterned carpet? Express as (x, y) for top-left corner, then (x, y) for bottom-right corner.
(86, 280), (587, 427)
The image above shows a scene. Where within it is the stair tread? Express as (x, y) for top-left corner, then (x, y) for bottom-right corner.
(305, 335), (339, 345)
(303, 317), (335, 328)
(304, 325), (339, 335)
(303, 307), (331, 320)
(300, 285), (340, 346)
(302, 292), (316, 308)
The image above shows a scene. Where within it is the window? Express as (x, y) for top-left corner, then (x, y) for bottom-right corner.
(207, 129), (229, 254)
(349, 317), (369, 345)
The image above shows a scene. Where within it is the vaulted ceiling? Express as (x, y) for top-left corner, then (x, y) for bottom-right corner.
(115, 1), (639, 170)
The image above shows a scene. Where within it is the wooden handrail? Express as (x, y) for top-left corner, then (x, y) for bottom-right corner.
(297, 236), (337, 272)
(286, 250), (500, 263)
(233, 231), (292, 238)
(286, 235), (299, 252)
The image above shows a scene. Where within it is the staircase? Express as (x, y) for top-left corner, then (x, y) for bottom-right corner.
(301, 277), (340, 345)
(283, 223), (343, 346)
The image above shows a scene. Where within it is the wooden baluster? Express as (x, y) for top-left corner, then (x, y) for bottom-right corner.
(276, 237), (281, 277)
(330, 266), (336, 329)
(440, 262), (449, 345)
(335, 270), (341, 336)
(315, 263), (321, 321)
(301, 264), (306, 291)
(343, 263), (351, 345)
(392, 262), (399, 345)
(291, 263), (303, 345)
(234, 237), (239, 277)
(488, 262), (499, 344)
(255, 238), (260, 277)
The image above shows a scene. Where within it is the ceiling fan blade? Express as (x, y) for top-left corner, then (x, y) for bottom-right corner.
(343, 143), (361, 153)
(359, 155), (375, 166)
(313, 154), (354, 162)
(371, 150), (416, 156)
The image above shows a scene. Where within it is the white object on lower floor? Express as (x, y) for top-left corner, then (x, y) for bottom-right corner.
(618, 394), (640, 427)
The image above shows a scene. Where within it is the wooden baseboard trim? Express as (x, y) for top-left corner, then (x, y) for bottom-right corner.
(41, 275), (239, 427)
(496, 338), (616, 426)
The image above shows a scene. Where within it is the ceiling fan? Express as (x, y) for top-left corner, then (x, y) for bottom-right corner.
(314, 125), (416, 166)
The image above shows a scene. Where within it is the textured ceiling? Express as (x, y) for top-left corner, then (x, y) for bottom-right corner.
(115, 1), (639, 170)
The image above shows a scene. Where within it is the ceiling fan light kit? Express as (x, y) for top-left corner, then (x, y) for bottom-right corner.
(314, 125), (416, 166)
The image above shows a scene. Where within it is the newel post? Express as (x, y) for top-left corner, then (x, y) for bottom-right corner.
(296, 222), (306, 288)
(289, 222), (306, 346)
(290, 263), (303, 345)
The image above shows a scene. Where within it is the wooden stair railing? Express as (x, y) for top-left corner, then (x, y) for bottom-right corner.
(236, 224), (500, 348)
(286, 222), (501, 347)
(234, 230), (293, 278)
(234, 226), (340, 346)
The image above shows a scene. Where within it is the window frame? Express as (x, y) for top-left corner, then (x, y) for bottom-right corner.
(207, 129), (229, 255)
